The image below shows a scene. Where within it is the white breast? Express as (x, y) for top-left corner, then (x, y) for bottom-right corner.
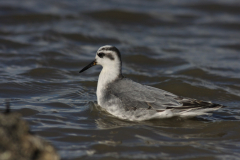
(96, 66), (120, 106)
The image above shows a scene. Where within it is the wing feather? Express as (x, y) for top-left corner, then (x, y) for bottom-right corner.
(108, 78), (182, 111)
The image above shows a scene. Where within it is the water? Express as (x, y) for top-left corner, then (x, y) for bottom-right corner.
(0, 0), (240, 159)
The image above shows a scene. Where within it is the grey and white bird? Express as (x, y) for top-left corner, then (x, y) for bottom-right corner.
(79, 45), (224, 121)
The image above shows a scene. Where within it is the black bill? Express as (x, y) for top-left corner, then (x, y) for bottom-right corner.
(79, 60), (97, 73)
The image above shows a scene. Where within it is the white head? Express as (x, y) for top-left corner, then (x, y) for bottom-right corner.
(79, 45), (122, 77)
(95, 45), (122, 68)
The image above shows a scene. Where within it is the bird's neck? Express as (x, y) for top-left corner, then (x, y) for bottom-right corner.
(97, 65), (122, 105)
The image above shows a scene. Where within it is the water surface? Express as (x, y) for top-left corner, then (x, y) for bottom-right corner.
(0, 0), (240, 159)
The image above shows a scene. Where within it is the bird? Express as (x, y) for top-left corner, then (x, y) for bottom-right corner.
(79, 45), (225, 121)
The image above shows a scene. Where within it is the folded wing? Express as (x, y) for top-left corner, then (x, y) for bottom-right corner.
(108, 78), (182, 111)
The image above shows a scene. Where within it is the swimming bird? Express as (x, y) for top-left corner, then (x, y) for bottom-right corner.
(79, 45), (224, 121)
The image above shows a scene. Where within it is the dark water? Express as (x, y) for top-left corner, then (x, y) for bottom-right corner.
(0, 0), (240, 159)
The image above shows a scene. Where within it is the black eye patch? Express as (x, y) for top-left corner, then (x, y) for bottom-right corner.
(98, 52), (105, 58)
(106, 54), (114, 60)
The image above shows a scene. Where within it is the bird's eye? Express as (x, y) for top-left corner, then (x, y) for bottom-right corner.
(98, 52), (105, 58)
